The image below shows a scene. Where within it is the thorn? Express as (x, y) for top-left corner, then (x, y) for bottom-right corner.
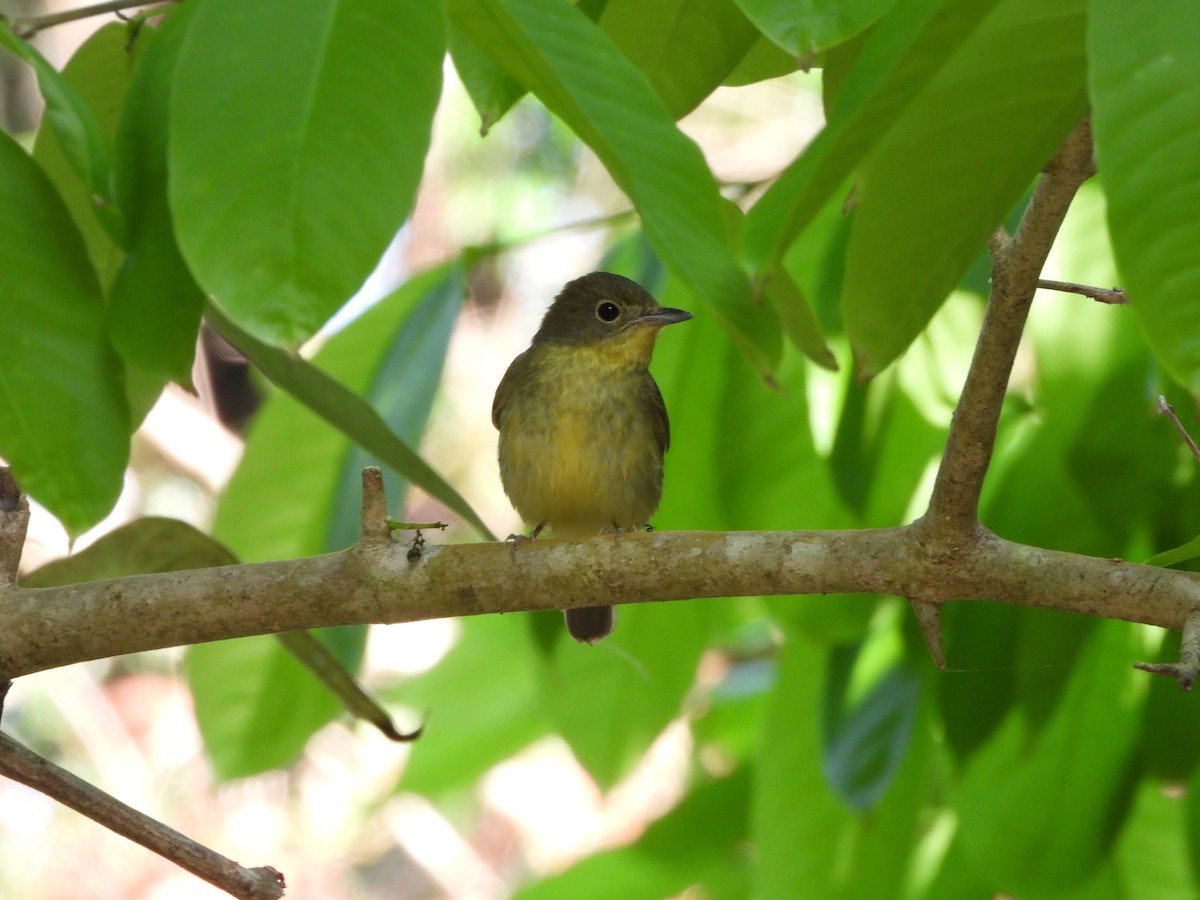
(909, 599), (946, 671)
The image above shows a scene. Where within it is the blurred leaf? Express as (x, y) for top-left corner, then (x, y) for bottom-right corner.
(196, 267), (466, 777)
(599, 0), (762, 118)
(842, 0), (1088, 377)
(753, 637), (853, 898)
(1137, 633), (1200, 782)
(392, 615), (549, 799)
(448, 0), (782, 374)
(207, 284), (492, 542)
(541, 598), (713, 790)
(0, 130), (128, 535)
(517, 768), (752, 900)
(954, 620), (1143, 895)
(822, 650), (920, 811)
(324, 275), (467, 550)
(740, 0), (1000, 276)
(1090, 0), (1200, 394)
(734, 0), (898, 56)
(0, 22), (122, 241)
(187, 635), (344, 780)
(1115, 780), (1194, 900)
(23, 517), (236, 586)
(110, 3), (205, 383)
(169, 0), (444, 344)
(28, 22), (133, 289)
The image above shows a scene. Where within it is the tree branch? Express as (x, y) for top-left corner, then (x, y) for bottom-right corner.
(1036, 278), (1127, 305)
(1, 523), (1197, 679)
(0, 731), (284, 899)
(924, 120), (1096, 542)
(5, 0), (178, 39)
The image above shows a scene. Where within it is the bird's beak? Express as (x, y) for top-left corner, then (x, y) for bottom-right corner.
(638, 307), (693, 327)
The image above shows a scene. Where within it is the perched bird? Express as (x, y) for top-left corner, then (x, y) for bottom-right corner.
(492, 272), (692, 643)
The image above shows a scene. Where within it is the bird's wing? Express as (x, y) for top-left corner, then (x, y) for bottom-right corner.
(647, 374), (670, 453)
(492, 349), (528, 430)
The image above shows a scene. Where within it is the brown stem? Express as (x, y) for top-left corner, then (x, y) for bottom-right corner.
(0, 731), (284, 898)
(1036, 278), (1127, 305)
(923, 119), (1096, 542)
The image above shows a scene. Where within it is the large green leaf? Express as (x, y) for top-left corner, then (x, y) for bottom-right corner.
(448, 0), (781, 374)
(842, 0), (1088, 376)
(1090, 0), (1200, 394)
(0, 130), (128, 534)
(169, 0), (444, 344)
(599, 0), (762, 118)
(740, 0), (1001, 276)
(110, 3), (206, 383)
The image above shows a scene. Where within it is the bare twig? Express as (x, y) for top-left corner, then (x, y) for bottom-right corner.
(1036, 278), (1127, 305)
(924, 120), (1096, 542)
(6, 0), (178, 39)
(1135, 604), (1200, 690)
(0, 731), (284, 899)
(1157, 395), (1200, 462)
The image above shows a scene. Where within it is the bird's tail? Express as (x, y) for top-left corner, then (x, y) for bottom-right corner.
(564, 605), (614, 644)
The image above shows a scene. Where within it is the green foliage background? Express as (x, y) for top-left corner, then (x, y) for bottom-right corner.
(4, 0), (1200, 896)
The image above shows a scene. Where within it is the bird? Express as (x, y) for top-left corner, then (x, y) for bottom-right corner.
(492, 272), (692, 643)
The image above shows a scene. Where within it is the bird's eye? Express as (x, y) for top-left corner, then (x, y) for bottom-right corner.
(596, 301), (620, 322)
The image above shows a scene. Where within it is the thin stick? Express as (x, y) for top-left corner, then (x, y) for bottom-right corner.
(1157, 395), (1200, 462)
(0, 731), (285, 899)
(924, 120), (1096, 540)
(1036, 278), (1127, 305)
(8, 0), (177, 39)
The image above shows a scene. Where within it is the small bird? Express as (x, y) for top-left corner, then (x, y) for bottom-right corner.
(492, 272), (692, 643)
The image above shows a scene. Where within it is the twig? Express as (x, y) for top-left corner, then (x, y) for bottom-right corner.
(1157, 395), (1200, 462)
(0, 731), (284, 899)
(923, 119), (1096, 542)
(6, 0), (178, 39)
(1036, 278), (1127, 305)
(1135, 603), (1200, 690)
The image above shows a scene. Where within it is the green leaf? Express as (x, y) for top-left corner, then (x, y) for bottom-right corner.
(0, 22), (122, 242)
(540, 598), (713, 790)
(208, 280), (493, 543)
(448, 0), (781, 374)
(821, 652), (920, 811)
(196, 267), (468, 776)
(29, 22), (133, 289)
(842, 0), (1088, 377)
(169, 0), (444, 344)
(22, 517), (236, 587)
(187, 634), (345, 780)
(723, 32), (803, 86)
(762, 263), (838, 370)
(0, 129), (129, 534)
(954, 620), (1143, 895)
(599, 0), (762, 118)
(446, 18), (526, 135)
(740, 0), (1001, 276)
(392, 615), (550, 799)
(1090, 0), (1200, 394)
(517, 769), (752, 900)
(734, 0), (899, 57)
(110, 3), (206, 383)
(753, 638), (851, 898)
